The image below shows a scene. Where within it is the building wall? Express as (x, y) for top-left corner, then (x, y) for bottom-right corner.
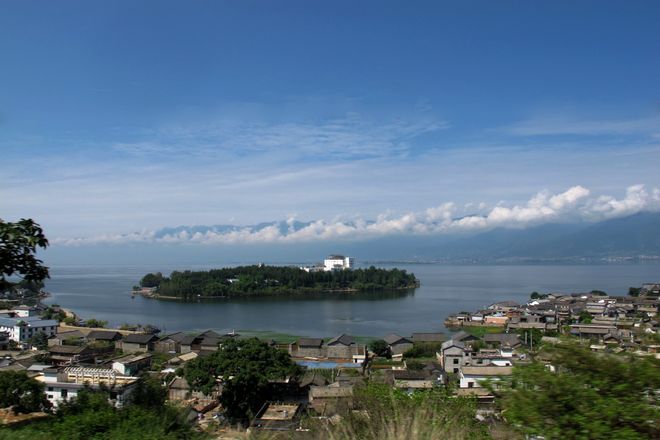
(459, 375), (504, 389)
(290, 346), (324, 358)
(45, 383), (135, 409)
(119, 342), (151, 353)
(168, 387), (190, 401)
(442, 346), (467, 373)
(309, 396), (354, 415)
(323, 257), (353, 271)
(154, 340), (179, 354)
(389, 342), (413, 356)
(0, 323), (57, 343)
(326, 345), (355, 359)
(45, 384), (80, 408)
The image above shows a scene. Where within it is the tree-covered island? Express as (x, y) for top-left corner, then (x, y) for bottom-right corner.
(138, 265), (419, 300)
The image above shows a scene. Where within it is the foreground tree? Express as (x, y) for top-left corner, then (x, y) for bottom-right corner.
(368, 339), (391, 358)
(496, 343), (660, 439)
(0, 218), (49, 292)
(0, 371), (50, 413)
(183, 338), (301, 420)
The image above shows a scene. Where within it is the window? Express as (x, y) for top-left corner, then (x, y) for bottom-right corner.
(47, 387), (53, 391)
(453, 368), (459, 373)
(453, 358), (459, 364)
(468, 382), (474, 388)
(61, 389), (68, 398)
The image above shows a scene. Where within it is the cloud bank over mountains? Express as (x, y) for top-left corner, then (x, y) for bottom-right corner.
(51, 184), (660, 246)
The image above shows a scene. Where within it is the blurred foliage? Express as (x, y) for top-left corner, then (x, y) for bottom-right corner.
(496, 342), (660, 439)
(313, 382), (490, 439)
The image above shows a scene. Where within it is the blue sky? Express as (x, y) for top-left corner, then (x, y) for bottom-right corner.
(2, 1), (660, 242)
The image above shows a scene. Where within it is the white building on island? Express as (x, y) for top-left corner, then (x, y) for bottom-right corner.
(300, 255), (355, 273)
(323, 255), (354, 271)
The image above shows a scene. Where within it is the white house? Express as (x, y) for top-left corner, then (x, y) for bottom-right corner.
(323, 255), (354, 272)
(12, 305), (39, 317)
(459, 365), (513, 389)
(0, 316), (58, 343)
(112, 353), (152, 375)
(37, 366), (139, 409)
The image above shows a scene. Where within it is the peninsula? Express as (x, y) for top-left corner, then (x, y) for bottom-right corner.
(137, 264), (419, 300)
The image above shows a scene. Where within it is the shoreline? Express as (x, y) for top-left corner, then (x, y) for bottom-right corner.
(135, 285), (418, 301)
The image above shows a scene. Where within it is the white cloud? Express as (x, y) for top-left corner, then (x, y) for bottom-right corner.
(50, 184), (660, 246)
(584, 184), (660, 219)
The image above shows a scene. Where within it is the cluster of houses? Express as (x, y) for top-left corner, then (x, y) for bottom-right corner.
(444, 287), (660, 354)
(1, 283), (658, 430)
(288, 334), (367, 363)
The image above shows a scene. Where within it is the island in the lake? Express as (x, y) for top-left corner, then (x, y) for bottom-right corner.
(136, 263), (419, 300)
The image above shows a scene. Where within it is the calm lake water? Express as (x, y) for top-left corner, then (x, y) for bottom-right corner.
(43, 263), (660, 338)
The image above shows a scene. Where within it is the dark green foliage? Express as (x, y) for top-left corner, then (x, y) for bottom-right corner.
(0, 219), (49, 292)
(368, 339), (391, 358)
(470, 340), (485, 351)
(578, 310), (593, 324)
(405, 360), (425, 371)
(142, 265), (418, 300)
(139, 272), (163, 288)
(628, 287), (641, 296)
(404, 342), (442, 358)
(41, 306), (66, 322)
(28, 332), (49, 350)
(497, 343), (660, 439)
(182, 338), (301, 420)
(129, 376), (168, 410)
(0, 371), (50, 413)
(84, 319), (107, 328)
(590, 289), (607, 296)
(16, 279), (44, 294)
(531, 291), (548, 299)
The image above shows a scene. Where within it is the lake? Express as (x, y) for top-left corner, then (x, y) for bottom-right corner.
(42, 263), (659, 338)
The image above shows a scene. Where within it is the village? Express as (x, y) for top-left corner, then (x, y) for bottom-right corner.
(0, 282), (658, 434)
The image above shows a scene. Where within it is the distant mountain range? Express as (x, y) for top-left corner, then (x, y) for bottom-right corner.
(418, 212), (660, 262)
(149, 212), (660, 263)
